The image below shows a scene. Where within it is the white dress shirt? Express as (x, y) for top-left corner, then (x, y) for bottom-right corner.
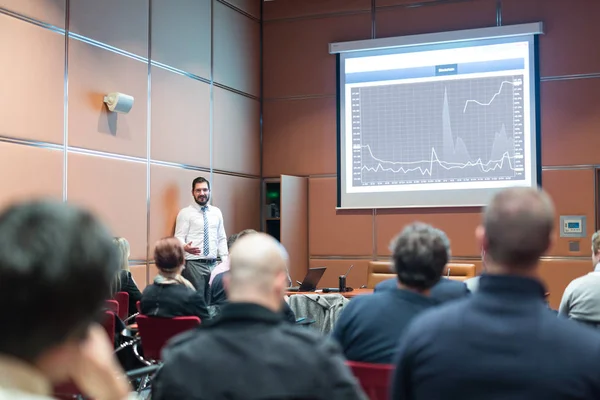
(174, 203), (228, 261)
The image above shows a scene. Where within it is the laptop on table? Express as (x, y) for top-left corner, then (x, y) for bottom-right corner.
(287, 267), (326, 292)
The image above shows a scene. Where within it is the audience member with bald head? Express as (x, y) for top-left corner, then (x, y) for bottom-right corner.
(391, 187), (600, 400)
(139, 237), (209, 321)
(152, 233), (367, 400)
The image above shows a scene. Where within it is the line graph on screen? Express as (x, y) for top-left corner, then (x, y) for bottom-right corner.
(351, 75), (525, 187)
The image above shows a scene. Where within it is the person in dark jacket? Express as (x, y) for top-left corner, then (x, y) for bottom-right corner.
(374, 275), (469, 304)
(140, 237), (209, 321)
(332, 223), (447, 364)
(392, 187), (600, 400)
(111, 237), (142, 317)
(152, 233), (366, 400)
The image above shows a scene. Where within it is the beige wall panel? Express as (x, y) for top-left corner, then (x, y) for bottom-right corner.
(309, 178), (374, 257)
(0, 16), (64, 144)
(151, 0), (211, 79)
(69, 0), (148, 57)
(263, 97), (337, 177)
(211, 173), (260, 237)
(222, 0), (260, 18)
(263, 14), (371, 98)
(0, 143), (63, 211)
(309, 259), (371, 289)
(130, 264), (148, 291)
(148, 164), (204, 257)
(214, 2), (260, 96)
(151, 67), (210, 167)
(68, 39), (147, 158)
(264, 0), (369, 21)
(67, 153), (147, 260)
(0, 0), (66, 27)
(213, 87), (260, 175)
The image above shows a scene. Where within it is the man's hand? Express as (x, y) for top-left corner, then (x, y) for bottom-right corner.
(184, 241), (201, 255)
(69, 324), (132, 400)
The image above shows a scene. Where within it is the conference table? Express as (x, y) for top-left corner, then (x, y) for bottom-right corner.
(286, 288), (373, 299)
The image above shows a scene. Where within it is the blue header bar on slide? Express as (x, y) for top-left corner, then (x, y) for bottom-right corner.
(346, 58), (524, 84)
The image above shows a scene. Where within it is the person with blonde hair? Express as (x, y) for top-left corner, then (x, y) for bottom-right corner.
(140, 237), (209, 320)
(111, 237), (142, 317)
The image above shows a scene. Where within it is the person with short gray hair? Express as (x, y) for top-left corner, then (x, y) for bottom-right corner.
(332, 222), (447, 364)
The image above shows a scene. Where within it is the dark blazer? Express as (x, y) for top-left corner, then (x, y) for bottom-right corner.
(392, 275), (600, 400)
(375, 276), (469, 304)
(332, 289), (435, 364)
(114, 270), (142, 317)
(210, 271), (297, 323)
(152, 303), (366, 400)
(140, 283), (209, 321)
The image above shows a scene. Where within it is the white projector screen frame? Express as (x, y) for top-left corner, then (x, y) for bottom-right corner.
(331, 23), (544, 209)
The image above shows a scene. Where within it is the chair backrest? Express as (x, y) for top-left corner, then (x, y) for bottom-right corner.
(136, 315), (201, 361)
(105, 299), (119, 315)
(346, 361), (394, 400)
(136, 300), (141, 313)
(114, 291), (129, 320)
(102, 310), (116, 344)
(366, 261), (477, 288)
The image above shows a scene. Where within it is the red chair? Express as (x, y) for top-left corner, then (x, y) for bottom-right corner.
(102, 310), (116, 344)
(346, 361), (394, 400)
(113, 291), (129, 320)
(105, 299), (119, 315)
(135, 315), (200, 363)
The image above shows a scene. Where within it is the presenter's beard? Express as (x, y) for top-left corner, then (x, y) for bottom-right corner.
(195, 195), (209, 206)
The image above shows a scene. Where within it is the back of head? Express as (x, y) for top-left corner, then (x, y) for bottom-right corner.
(227, 229), (257, 250)
(113, 237), (130, 271)
(0, 200), (119, 363)
(154, 237), (184, 271)
(228, 233), (288, 297)
(390, 222), (451, 290)
(482, 187), (555, 269)
(592, 231), (600, 255)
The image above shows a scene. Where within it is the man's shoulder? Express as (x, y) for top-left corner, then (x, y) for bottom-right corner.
(374, 278), (396, 291)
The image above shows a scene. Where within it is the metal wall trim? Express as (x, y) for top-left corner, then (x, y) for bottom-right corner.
(210, 0), (215, 193)
(215, 0), (260, 23)
(212, 169), (261, 179)
(0, 136), (63, 151)
(496, 0), (502, 26)
(151, 60), (211, 84)
(309, 255), (375, 260)
(214, 82), (260, 101)
(0, 6), (65, 34)
(69, 32), (147, 63)
(150, 159), (211, 173)
(145, 0), (153, 286)
(371, 0), (376, 39)
(541, 73), (600, 82)
(63, 0), (70, 202)
(264, 94), (336, 102)
(259, 0), (265, 231)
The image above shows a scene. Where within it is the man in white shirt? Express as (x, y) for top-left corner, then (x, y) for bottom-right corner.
(559, 230), (600, 326)
(175, 176), (228, 303)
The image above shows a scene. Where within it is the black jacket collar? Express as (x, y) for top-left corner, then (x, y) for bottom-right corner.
(479, 274), (546, 299)
(207, 302), (283, 327)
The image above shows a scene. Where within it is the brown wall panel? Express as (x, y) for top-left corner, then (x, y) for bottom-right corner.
(375, 0), (497, 38)
(69, 0), (148, 57)
(130, 264), (148, 291)
(263, 14), (371, 98)
(151, 67), (210, 167)
(263, 97), (337, 177)
(539, 259), (593, 309)
(148, 164), (203, 257)
(151, 0), (211, 78)
(540, 78), (600, 166)
(309, 177), (374, 257)
(67, 153), (147, 260)
(309, 259), (370, 289)
(503, 0), (600, 77)
(222, 0), (260, 19)
(376, 0), (437, 6)
(542, 169), (596, 257)
(68, 39), (147, 158)
(214, 2), (260, 96)
(211, 173), (261, 237)
(0, 16), (64, 144)
(0, 143), (63, 211)
(0, 0), (66, 27)
(264, 0), (370, 21)
(376, 208), (482, 258)
(213, 87), (260, 175)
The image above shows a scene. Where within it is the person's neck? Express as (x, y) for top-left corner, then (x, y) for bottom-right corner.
(397, 282), (431, 296)
(483, 261), (539, 279)
(228, 291), (281, 313)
